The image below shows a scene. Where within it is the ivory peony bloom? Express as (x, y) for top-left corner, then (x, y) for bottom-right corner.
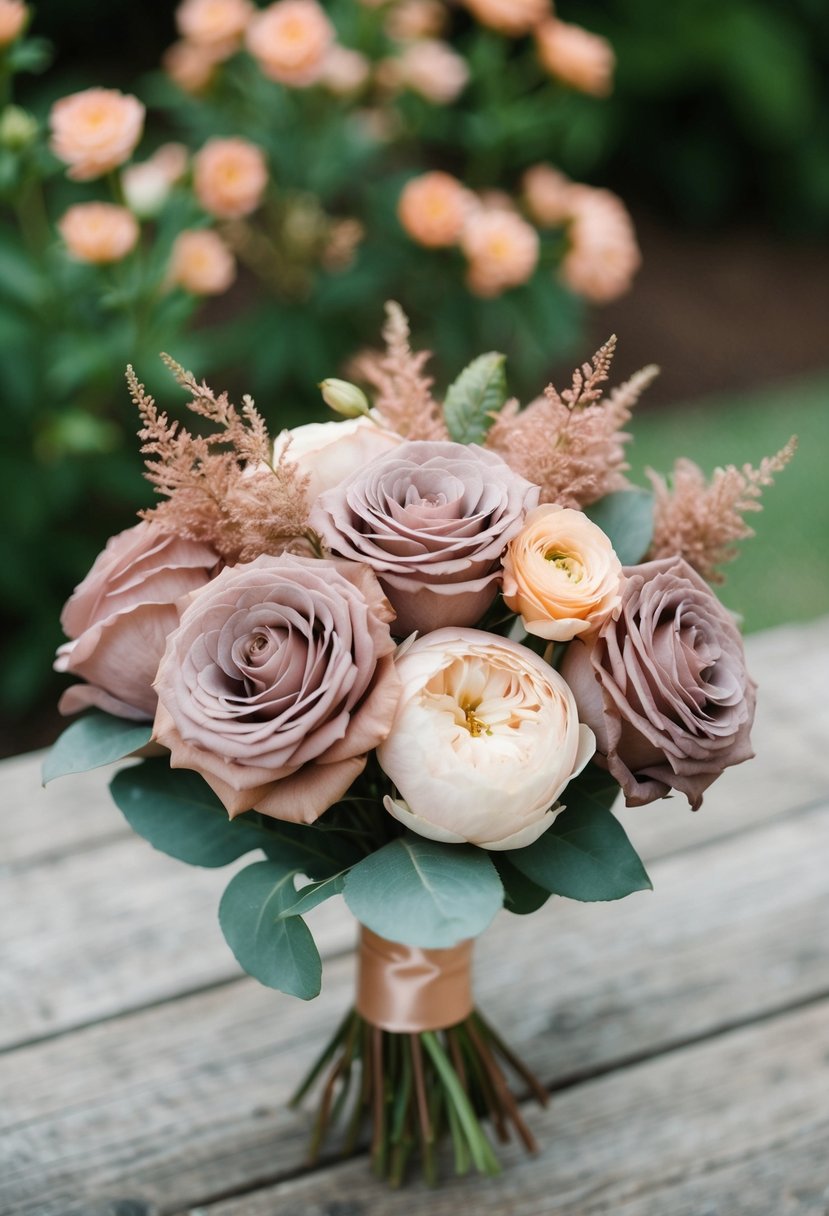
(461, 0), (549, 37)
(273, 416), (404, 504)
(461, 208), (540, 297)
(245, 0), (334, 87)
(49, 88), (145, 181)
(176, 0), (253, 48)
(58, 202), (139, 264)
(396, 39), (469, 104)
(193, 137), (268, 218)
(561, 187), (640, 303)
(502, 505), (624, 641)
(168, 228), (236, 295)
(0, 0), (27, 46)
(378, 629), (595, 850)
(397, 171), (471, 248)
(535, 19), (614, 96)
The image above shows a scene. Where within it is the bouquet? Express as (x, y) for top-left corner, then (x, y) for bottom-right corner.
(44, 303), (794, 1185)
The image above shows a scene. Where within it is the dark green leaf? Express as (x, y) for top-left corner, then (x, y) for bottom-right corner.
(109, 760), (266, 867)
(219, 860), (321, 999)
(443, 351), (507, 445)
(585, 489), (655, 565)
(493, 855), (550, 916)
(42, 712), (152, 784)
(260, 812), (365, 880)
(343, 834), (503, 948)
(278, 871), (348, 920)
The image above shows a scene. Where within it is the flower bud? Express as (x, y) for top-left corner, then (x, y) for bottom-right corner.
(0, 105), (37, 149)
(319, 378), (369, 418)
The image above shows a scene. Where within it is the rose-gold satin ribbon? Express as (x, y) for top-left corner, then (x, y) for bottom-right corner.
(356, 926), (474, 1033)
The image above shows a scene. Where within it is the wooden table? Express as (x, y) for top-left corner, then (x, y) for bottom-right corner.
(2, 617), (829, 1216)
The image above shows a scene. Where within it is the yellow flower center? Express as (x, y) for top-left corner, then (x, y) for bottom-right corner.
(544, 550), (583, 581)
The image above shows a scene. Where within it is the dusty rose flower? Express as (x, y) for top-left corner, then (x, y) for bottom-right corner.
(320, 45), (371, 95)
(386, 0), (447, 41)
(193, 137), (268, 219)
(462, 0), (549, 36)
(0, 0), (27, 46)
(163, 39), (223, 92)
(55, 522), (217, 721)
(153, 555), (401, 823)
(397, 39), (469, 103)
(176, 0), (252, 48)
(522, 163), (576, 227)
(245, 0), (334, 87)
(58, 202), (139, 264)
(310, 440), (539, 636)
(536, 19), (614, 96)
(397, 171), (471, 248)
(49, 88), (145, 181)
(461, 207), (540, 297)
(273, 416), (403, 504)
(503, 505), (624, 641)
(379, 628), (595, 849)
(168, 228), (236, 295)
(560, 557), (757, 810)
(561, 187), (640, 303)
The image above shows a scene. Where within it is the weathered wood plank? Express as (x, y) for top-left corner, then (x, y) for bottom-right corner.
(2, 803), (829, 1216)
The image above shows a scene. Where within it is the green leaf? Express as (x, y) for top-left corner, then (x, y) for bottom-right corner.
(343, 834), (503, 948)
(42, 712), (152, 784)
(219, 860), (322, 999)
(585, 489), (655, 565)
(443, 351), (507, 445)
(278, 870), (348, 920)
(109, 760), (266, 868)
(493, 855), (550, 916)
(507, 769), (652, 902)
(260, 814), (365, 880)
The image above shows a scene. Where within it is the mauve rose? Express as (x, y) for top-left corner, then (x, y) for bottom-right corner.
(560, 557), (757, 809)
(152, 554), (401, 823)
(309, 440), (539, 636)
(55, 521), (218, 720)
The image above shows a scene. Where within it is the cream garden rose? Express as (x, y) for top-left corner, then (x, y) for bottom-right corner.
(273, 415), (404, 504)
(502, 505), (624, 641)
(378, 629), (595, 850)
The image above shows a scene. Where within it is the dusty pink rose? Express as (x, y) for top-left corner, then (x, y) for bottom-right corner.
(193, 137), (268, 219)
(561, 187), (640, 303)
(58, 202), (139, 264)
(245, 0), (334, 87)
(397, 170), (472, 248)
(55, 522), (218, 721)
(462, 0), (549, 37)
(49, 88), (145, 181)
(560, 557), (757, 810)
(152, 555), (401, 823)
(0, 0), (27, 46)
(535, 19), (614, 96)
(309, 440), (539, 636)
(168, 228), (236, 295)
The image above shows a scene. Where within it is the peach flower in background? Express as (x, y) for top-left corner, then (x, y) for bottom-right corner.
(58, 202), (139, 264)
(536, 19), (614, 96)
(560, 187), (640, 303)
(193, 137), (268, 218)
(0, 0), (27, 46)
(398, 171), (471, 248)
(502, 505), (624, 641)
(386, 0), (447, 41)
(397, 39), (469, 104)
(49, 88), (144, 181)
(245, 0), (334, 87)
(461, 207), (540, 297)
(163, 39), (224, 92)
(522, 163), (576, 227)
(462, 0), (550, 37)
(152, 142), (189, 184)
(176, 0), (253, 48)
(320, 45), (371, 95)
(168, 228), (236, 295)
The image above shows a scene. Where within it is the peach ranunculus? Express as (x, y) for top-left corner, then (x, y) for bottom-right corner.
(461, 207), (540, 297)
(377, 628), (595, 850)
(163, 39), (225, 92)
(58, 202), (139, 264)
(397, 171), (472, 248)
(49, 88), (145, 181)
(0, 0), (27, 46)
(502, 505), (625, 641)
(168, 228), (236, 295)
(55, 521), (218, 721)
(176, 0), (253, 48)
(396, 38), (469, 103)
(245, 0), (334, 87)
(320, 45), (371, 95)
(386, 0), (447, 41)
(461, 0), (550, 37)
(273, 415), (404, 505)
(152, 554), (402, 823)
(193, 137), (268, 219)
(522, 163), (576, 227)
(560, 187), (640, 303)
(535, 18), (614, 96)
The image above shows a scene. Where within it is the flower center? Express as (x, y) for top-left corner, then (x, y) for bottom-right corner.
(461, 700), (491, 737)
(544, 550), (583, 581)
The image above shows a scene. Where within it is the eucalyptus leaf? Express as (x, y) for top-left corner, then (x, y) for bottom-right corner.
(343, 834), (503, 948)
(219, 860), (321, 999)
(109, 760), (266, 867)
(443, 351), (507, 445)
(42, 712), (153, 784)
(585, 489), (654, 565)
(278, 871), (348, 920)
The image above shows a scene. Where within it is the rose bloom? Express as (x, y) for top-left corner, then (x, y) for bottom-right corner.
(245, 0), (334, 87)
(522, 163), (576, 227)
(49, 88), (145, 181)
(503, 505), (624, 642)
(461, 207), (540, 297)
(535, 18), (614, 96)
(386, 0), (447, 41)
(461, 0), (549, 37)
(176, 0), (252, 47)
(168, 228), (236, 295)
(58, 202), (139, 264)
(273, 415), (403, 504)
(163, 39), (224, 92)
(378, 629), (595, 849)
(561, 557), (757, 810)
(193, 137), (268, 219)
(397, 39), (469, 103)
(398, 171), (471, 248)
(55, 522), (217, 720)
(310, 440), (539, 636)
(319, 45), (371, 95)
(153, 554), (401, 823)
(0, 0), (27, 46)
(560, 187), (640, 303)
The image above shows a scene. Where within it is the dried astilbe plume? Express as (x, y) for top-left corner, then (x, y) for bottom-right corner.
(348, 301), (448, 440)
(128, 356), (312, 563)
(486, 336), (659, 508)
(646, 438), (797, 583)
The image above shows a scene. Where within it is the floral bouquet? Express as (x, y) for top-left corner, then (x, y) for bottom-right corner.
(44, 303), (793, 1184)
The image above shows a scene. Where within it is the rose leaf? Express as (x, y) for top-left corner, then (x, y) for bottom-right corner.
(219, 860), (322, 1000)
(492, 855), (550, 916)
(42, 711), (153, 784)
(443, 351), (507, 445)
(585, 489), (654, 565)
